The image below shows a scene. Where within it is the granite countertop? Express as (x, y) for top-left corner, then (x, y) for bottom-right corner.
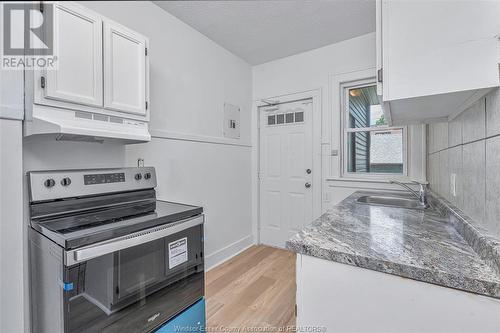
(286, 191), (500, 299)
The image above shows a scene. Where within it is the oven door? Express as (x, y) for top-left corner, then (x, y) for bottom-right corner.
(62, 215), (204, 333)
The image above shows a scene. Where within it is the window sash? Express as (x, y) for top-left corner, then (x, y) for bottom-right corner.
(341, 82), (408, 178)
(345, 126), (402, 133)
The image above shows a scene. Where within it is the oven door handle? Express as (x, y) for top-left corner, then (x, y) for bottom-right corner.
(65, 215), (203, 266)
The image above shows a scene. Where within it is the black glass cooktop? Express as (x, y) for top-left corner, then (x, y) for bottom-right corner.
(31, 200), (203, 249)
(42, 201), (156, 234)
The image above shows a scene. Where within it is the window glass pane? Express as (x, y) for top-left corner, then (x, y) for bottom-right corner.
(276, 114), (285, 124)
(347, 85), (387, 128)
(285, 113), (294, 123)
(268, 115), (275, 125)
(294, 112), (304, 122)
(347, 129), (403, 174)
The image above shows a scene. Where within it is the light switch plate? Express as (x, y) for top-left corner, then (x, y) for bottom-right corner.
(223, 103), (240, 139)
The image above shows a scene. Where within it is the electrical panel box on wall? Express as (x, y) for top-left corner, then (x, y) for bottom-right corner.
(223, 103), (240, 139)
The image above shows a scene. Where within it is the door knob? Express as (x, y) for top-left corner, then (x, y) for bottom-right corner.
(306, 169), (311, 174)
(305, 182), (311, 188)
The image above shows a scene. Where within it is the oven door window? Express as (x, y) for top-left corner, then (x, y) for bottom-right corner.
(64, 224), (204, 333)
(116, 239), (165, 303)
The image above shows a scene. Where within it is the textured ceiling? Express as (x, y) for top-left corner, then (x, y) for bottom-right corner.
(154, 0), (375, 65)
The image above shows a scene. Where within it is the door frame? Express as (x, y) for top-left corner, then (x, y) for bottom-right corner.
(254, 89), (322, 245)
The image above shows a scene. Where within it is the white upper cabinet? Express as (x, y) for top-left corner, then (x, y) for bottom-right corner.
(377, 0), (500, 125)
(104, 21), (148, 116)
(33, 1), (149, 122)
(43, 2), (103, 107)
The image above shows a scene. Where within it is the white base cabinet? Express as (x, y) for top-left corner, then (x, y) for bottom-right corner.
(377, 0), (500, 125)
(296, 254), (500, 333)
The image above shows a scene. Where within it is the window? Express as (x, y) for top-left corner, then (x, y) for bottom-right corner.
(343, 83), (406, 177)
(266, 111), (304, 127)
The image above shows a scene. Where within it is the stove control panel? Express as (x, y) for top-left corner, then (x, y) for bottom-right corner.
(44, 178), (56, 188)
(84, 172), (126, 185)
(61, 177), (72, 186)
(29, 167), (157, 202)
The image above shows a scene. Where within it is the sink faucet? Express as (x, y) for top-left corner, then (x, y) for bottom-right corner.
(389, 180), (429, 208)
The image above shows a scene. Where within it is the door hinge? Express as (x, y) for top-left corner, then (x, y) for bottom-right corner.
(145, 101), (148, 110)
(295, 304), (298, 317)
(40, 76), (46, 89)
(377, 68), (383, 83)
(145, 47), (148, 56)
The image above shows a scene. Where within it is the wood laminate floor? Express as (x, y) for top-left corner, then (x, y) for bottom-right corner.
(205, 245), (296, 332)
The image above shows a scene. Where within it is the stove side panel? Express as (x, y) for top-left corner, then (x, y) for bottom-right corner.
(29, 229), (65, 333)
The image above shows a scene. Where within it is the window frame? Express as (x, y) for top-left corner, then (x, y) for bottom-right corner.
(341, 79), (408, 180)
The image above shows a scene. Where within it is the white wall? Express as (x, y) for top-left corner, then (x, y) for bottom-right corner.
(80, 1), (254, 268)
(252, 32), (426, 209)
(0, 12), (25, 332)
(23, 139), (126, 171)
(0, 120), (25, 333)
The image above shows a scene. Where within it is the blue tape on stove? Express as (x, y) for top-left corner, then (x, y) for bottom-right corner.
(63, 282), (74, 291)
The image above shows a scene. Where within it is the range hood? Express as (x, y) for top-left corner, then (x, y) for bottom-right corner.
(24, 106), (151, 144)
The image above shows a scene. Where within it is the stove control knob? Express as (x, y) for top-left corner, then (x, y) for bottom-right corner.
(134, 173), (142, 180)
(61, 177), (72, 186)
(44, 178), (55, 188)
(144, 172), (151, 180)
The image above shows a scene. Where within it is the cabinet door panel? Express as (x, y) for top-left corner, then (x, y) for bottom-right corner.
(382, 0), (500, 101)
(104, 21), (147, 116)
(44, 2), (103, 107)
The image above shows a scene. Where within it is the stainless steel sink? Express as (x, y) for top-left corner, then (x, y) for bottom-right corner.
(356, 195), (428, 210)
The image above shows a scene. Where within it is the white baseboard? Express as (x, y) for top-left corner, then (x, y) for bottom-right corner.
(205, 234), (254, 271)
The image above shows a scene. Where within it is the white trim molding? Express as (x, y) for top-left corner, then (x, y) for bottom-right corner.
(205, 234), (254, 270)
(150, 129), (252, 147)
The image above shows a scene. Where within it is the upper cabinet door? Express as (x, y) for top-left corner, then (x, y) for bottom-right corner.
(377, 0), (500, 125)
(103, 21), (148, 116)
(381, 0), (500, 102)
(44, 2), (103, 107)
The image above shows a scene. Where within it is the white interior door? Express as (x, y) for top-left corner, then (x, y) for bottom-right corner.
(259, 99), (313, 248)
(104, 21), (147, 116)
(43, 2), (103, 107)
